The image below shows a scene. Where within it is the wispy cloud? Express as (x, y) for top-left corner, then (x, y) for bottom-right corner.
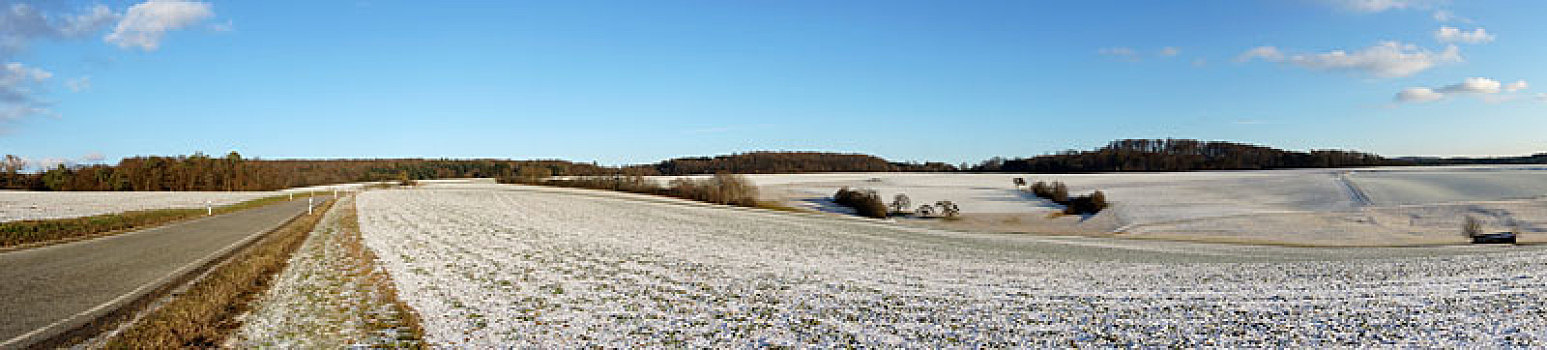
(1, 1), (216, 132)
(1327, 0), (1442, 13)
(1434, 26), (1494, 44)
(64, 76), (90, 92)
(0, 62), (53, 122)
(106, 0), (216, 51)
(1097, 47), (1140, 62)
(1395, 77), (1531, 104)
(1237, 41), (1460, 78)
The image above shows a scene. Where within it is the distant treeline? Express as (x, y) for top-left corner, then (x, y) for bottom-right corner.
(3, 139), (1539, 191)
(1401, 153), (1547, 165)
(0, 152), (616, 191)
(969, 139), (1412, 172)
(648, 152), (956, 175)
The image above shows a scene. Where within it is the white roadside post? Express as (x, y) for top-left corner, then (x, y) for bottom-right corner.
(289, 192), (294, 200)
(308, 197), (314, 215)
(205, 200), (212, 216)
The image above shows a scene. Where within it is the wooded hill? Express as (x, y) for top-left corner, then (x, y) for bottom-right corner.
(647, 152), (957, 175)
(969, 139), (1411, 172)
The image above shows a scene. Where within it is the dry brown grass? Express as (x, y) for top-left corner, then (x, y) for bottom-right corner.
(103, 199), (336, 348)
(333, 197), (425, 347)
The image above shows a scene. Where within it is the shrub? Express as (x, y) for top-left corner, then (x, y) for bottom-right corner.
(1463, 216), (1483, 238)
(1051, 182), (1069, 203)
(1063, 190), (1110, 215)
(1031, 181), (1050, 198)
(834, 187), (888, 218)
(700, 173), (758, 206)
(890, 194), (912, 213)
(934, 200), (960, 218)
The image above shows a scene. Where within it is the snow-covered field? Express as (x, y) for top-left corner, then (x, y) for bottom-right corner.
(0, 191), (275, 223)
(661, 166), (1547, 245)
(0, 181), (386, 223)
(357, 184), (1547, 347)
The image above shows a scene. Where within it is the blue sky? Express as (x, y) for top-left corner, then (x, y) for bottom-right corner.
(1, 0), (1543, 167)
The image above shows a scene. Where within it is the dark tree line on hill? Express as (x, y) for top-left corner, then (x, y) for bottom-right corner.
(647, 152), (956, 175)
(971, 139), (1412, 172)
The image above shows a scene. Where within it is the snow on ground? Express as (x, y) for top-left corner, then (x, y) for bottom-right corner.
(0, 191), (274, 223)
(234, 195), (419, 348)
(358, 184), (1547, 347)
(1349, 168), (1547, 206)
(0, 181), (390, 223)
(653, 166), (1547, 245)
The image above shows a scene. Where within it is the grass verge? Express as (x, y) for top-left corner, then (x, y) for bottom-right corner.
(0, 192), (327, 249)
(333, 197), (425, 347)
(101, 198), (336, 348)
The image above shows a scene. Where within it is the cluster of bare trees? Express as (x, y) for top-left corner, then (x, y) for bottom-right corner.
(833, 187), (889, 218)
(1021, 179), (1109, 215)
(538, 173), (761, 207)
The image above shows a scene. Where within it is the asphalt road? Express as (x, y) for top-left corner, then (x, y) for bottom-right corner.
(0, 199), (314, 347)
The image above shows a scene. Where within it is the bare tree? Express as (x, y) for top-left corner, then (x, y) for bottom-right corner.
(935, 200), (960, 218)
(1462, 216), (1483, 238)
(890, 193), (911, 213)
(1, 155), (25, 174)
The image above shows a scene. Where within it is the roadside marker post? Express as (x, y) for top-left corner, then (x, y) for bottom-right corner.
(308, 197), (314, 215)
(289, 192), (293, 200)
(205, 200), (212, 216)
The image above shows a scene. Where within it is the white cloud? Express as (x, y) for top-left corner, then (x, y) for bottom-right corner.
(1159, 47), (1180, 57)
(1192, 58), (1207, 67)
(0, 61), (53, 122)
(64, 76), (90, 92)
(59, 5), (120, 37)
(1396, 77), (1531, 104)
(1435, 77), (1501, 94)
(81, 151), (105, 163)
(1235, 46), (1283, 62)
(1538, 93), (1547, 102)
(105, 0), (215, 51)
(1242, 41), (1461, 78)
(1434, 26), (1494, 44)
(2, 3), (123, 58)
(1396, 87), (1444, 103)
(1097, 47), (1140, 61)
(1505, 80), (1529, 93)
(1431, 10), (1455, 21)
(33, 157), (68, 170)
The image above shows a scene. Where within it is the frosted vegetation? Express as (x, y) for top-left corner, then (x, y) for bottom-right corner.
(358, 184), (1547, 347)
(234, 196), (418, 348)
